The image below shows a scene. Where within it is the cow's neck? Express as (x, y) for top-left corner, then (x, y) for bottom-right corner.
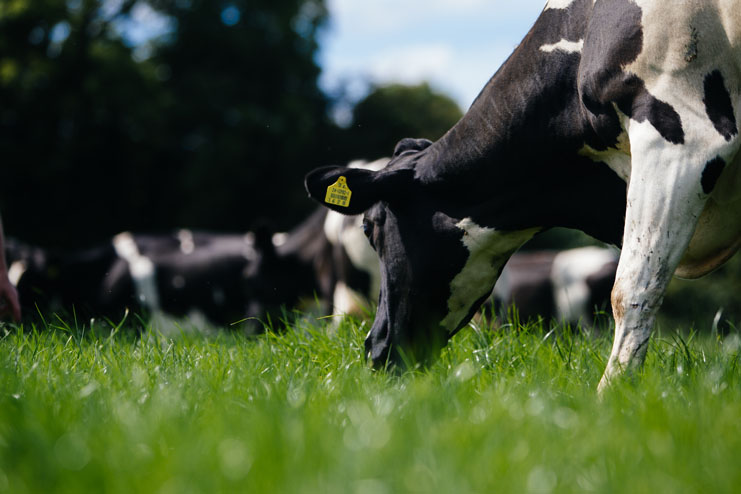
(416, 3), (626, 245)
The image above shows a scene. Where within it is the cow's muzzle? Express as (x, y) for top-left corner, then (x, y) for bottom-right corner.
(364, 319), (393, 370)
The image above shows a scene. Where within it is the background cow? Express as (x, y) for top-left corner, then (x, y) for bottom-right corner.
(306, 0), (741, 390)
(6, 231), (258, 327)
(493, 246), (618, 326)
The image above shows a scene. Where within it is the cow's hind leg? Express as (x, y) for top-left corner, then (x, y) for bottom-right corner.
(598, 122), (735, 392)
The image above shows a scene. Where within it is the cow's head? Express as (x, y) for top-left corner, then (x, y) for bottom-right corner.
(305, 139), (537, 368)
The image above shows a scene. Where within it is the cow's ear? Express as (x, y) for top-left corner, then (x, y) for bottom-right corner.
(393, 138), (433, 157)
(304, 165), (413, 215)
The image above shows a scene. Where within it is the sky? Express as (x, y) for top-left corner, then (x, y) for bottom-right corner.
(318, 0), (548, 113)
(112, 0), (548, 115)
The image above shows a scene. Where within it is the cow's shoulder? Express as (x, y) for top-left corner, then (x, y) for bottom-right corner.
(579, 0), (741, 150)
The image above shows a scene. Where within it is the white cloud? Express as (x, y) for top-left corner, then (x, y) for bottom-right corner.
(320, 1), (546, 109)
(358, 40), (516, 109)
(327, 0), (545, 30)
(367, 43), (455, 86)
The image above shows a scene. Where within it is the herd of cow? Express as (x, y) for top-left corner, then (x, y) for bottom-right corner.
(5, 158), (619, 331)
(7, 0), (740, 389)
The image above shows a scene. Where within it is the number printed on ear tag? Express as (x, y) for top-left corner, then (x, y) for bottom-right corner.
(324, 176), (352, 208)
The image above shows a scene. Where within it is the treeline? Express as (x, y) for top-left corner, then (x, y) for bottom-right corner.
(0, 0), (462, 247)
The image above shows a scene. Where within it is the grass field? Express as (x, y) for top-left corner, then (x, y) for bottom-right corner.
(0, 312), (739, 493)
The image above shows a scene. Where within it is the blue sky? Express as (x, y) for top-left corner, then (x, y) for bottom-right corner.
(318, 0), (547, 112)
(114, 1), (547, 113)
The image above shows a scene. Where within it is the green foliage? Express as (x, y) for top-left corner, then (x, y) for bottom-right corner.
(0, 0), (171, 245)
(0, 1), (464, 248)
(0, 314), (739, 493)
(335, 82), (464, 161)
(0, 0), (335, 246)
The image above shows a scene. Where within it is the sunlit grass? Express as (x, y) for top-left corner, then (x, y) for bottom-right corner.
(0, 312), (739, 493)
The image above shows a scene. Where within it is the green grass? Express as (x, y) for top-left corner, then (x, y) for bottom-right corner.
(0, 313), (739, 493)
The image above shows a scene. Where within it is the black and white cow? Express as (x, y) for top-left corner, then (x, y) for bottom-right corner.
(6, 230), (258, 326)
(6, 237), (137, 321)
(306, 0), (741, 390)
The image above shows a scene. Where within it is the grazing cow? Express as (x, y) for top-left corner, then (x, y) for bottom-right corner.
(245, 159), (388, 322)
(6, 231), (258, 326)
(493, 246), (618, 325)
(305, 0), (741, 390)
(6, 237), (136, 321)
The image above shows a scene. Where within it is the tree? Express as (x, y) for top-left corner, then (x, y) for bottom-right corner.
(335, 82), (463, 162)
(0, 0), (335, 247)
(0, 0), (172, 246)
(147, 0), (334, 230)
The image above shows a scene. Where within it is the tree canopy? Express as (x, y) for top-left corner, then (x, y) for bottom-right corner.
(342, 82), (463, 161)
(0, 0), (462, 247)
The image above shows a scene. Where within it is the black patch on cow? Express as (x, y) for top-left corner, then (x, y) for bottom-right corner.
(579, 0), (684, 147)
(701, 156), (726, 194)
(617, 74), (685, 145)
(703, 70), (738, 142)
(533, 0), (592, 50)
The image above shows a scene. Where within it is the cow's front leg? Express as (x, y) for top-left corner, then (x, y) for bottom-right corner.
(598, 131), (716, 392)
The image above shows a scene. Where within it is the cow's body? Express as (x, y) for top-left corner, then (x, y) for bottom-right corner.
(306, 0), (741, 389)
(7, 231), (258, 326)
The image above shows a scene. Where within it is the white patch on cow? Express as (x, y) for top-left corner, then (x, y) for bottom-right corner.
(324, 212), (381, 313)
(600, 103), (740, 390)
(441, 218), (539, 333)
(626, 116), (740, 279)
(112, 231), (137, 260)
(242, 232), (258, 262)
(621, 1), (741, 166)
(113, 232), (160, 310)
(177, 229), (195, 255)
(348, 157), (389, 172)
(7, 260), (27, 287)
(544, 0), (576, 10)
(323, 209), (345, 246)
(348, 216), (381, 296)
(550, 246), (618, 323)
(539, 38), (584, 54)
(579, 105), (632, 181)
(332, 281), (361, 315)
(271, 232), (288, 247)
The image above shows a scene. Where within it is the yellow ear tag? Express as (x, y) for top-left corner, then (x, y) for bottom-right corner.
(324, 176), (352, 208)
